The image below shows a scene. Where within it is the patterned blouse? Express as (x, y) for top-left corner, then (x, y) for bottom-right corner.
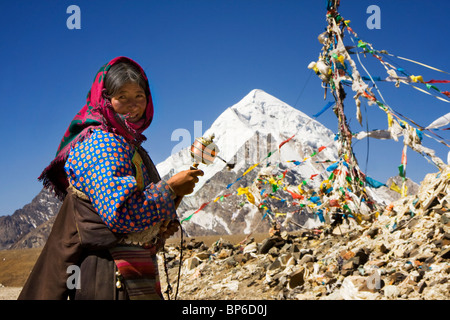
(64, 129), (177, 233)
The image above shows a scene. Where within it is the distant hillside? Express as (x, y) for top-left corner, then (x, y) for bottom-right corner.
(0, 189), (61, 250)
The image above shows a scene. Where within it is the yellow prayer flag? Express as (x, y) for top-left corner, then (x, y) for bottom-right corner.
(390, 182), (401, 194)
(237, 187), (249, 195)
(401, 183), (408, 197)
(387, 113), (393, 128)
(246, 192), (255, 204)
(243, 163), (259, 176)
(237, 187), (255, 204)
(410, 75), (424, 83)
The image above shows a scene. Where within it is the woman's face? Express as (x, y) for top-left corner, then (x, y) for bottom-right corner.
(110, 82), (147, 123)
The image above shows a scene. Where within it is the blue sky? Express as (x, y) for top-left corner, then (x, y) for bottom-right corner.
(0, 0), (449, 216)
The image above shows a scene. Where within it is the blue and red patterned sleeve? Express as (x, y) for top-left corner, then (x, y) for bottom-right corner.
(64, 129), (178, 233)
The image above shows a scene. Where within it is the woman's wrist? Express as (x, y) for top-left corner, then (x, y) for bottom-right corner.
(167, 183), (177, 200)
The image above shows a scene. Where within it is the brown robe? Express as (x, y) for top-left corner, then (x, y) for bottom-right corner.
(18, 147), (163, 300)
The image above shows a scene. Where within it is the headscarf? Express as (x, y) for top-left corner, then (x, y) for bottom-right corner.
(39, 56), (154, 199)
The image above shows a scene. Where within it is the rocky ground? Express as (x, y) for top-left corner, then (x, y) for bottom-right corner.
(2, 167), (449, 300)
(158, 167), (450, 300)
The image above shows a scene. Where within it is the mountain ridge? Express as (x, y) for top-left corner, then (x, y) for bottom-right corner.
(0, 189), (61, 250)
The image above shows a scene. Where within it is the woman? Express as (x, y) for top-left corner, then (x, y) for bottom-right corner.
(18, 56), (203, 300)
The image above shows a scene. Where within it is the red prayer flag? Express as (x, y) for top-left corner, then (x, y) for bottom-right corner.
(425, 80), (450, 84)
(287, 190), (304, 200)
(279, 134), (295, 149)
(329, 199), (340, 207)
(194, 202), (210, 214)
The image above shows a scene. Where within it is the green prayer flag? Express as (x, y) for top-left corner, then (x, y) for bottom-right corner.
(181, 213), (195, 224)
(426, 84), (439, 92)
(398, 164), (405, 177)
(357, 41), (367, 48)
(343, 204), (352, 213)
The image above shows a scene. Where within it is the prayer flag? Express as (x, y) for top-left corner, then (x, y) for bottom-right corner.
(365, 176), (386, 188)
(243, 163), (259, 176)
(390, 182), (401, 193)
(279, 134), (295, 149)
(326, 162), (339, 172)
(312, 101), (335, 118)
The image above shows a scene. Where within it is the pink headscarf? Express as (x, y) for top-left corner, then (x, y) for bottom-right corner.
(39, 56), (154, 199)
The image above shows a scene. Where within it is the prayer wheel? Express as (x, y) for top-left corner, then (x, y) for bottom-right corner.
(190, 135), (219, 168)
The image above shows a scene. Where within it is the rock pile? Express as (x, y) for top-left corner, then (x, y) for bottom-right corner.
(158, 167), (450, 300)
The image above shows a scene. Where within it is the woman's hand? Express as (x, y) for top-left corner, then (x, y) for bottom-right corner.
(167, 169), (204, 197)
(159, 220), (180, 239)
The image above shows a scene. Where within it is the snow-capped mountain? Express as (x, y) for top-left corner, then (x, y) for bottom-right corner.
(157, 89), (340, 236)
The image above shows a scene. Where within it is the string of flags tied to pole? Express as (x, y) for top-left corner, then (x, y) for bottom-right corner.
(181, 0), (450, 231)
